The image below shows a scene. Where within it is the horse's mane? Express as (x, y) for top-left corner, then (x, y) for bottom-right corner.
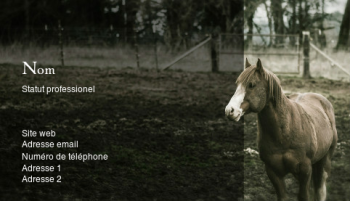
(236, 65), (283, 106)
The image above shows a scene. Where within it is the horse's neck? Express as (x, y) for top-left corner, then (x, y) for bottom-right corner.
(257, 95), (292, 145)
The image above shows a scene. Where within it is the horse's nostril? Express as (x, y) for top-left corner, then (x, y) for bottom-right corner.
(231, 108), (234, 113)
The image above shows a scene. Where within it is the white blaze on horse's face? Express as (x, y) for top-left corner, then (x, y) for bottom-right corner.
(225, 84), (246, 121)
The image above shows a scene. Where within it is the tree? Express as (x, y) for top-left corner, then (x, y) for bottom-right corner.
(263, 0), (274, 46)
(202, 0), (243, 34)
(163, 0), (199, 51)
(245, 0), (262, 47)
(336, 0), (350, 50)
(271, 0), (284, 44)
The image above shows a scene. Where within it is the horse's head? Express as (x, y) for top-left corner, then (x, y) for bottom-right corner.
(225, 58), (279, 121)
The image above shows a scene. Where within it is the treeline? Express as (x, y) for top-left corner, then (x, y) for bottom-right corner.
(0, 0), (244, 48)
(0, 0), (348, 50)
(246, 0), (349, 49)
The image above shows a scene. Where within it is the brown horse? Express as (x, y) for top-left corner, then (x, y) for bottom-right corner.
(225, 58), (337, 201)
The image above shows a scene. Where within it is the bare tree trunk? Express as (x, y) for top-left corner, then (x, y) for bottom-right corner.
(319, 0), (327, 48)
(271, 0), (284, 45)
(122, 0), (127, 43)
(247, 12), (254, 48)
(336, 0), (350, 50)
(263, 1), (273, 46)
(298, 0), (303, 45)
(292, 0), (296, 33)
(225, 1), (232, 33)
(321, 0), (325, 28)
(24, 0), (30, 40)
(245, 0), (261, 48)
(289, 0), (297, 46)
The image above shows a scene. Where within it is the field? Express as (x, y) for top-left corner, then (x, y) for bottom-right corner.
(0, 62), (349, 201)
(0, 64), (244, 201)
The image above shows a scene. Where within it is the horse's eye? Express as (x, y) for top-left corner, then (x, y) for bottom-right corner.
(249, 83), (255, 89)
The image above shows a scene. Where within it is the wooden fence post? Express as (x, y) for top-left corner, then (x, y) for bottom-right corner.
(58, 20), (64, 67)
(134, 30), (140, 69)
(211, 33), (219, 73)
(302, 31), (311, 79)
(154, 33), (158, 71)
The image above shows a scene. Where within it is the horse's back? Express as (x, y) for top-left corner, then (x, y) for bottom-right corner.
(291, 93), (335, 124)
(288, 93), (333, 115)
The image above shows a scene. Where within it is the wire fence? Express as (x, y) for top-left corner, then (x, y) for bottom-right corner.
(0, 27), (213, 71)
(219, 33), (300, 73)
(0, 27), (348, 81)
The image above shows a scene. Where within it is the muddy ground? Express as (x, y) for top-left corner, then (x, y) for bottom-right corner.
(0, 64), (349, 201)
(0, 64), (244, 201)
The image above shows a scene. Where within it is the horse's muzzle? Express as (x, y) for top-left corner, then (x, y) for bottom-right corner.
(225, 105), (243, 121)
(225, 101), (249, 122)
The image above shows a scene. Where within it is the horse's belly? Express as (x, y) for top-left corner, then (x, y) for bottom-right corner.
(311, 129), (334, 163)
(295, 94), (336, 163)
(306, 112), (334, 163)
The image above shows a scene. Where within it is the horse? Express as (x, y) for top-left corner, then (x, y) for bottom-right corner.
(225, 58), (337, 201)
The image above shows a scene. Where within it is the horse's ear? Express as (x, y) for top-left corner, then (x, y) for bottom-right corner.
(245, 58), (251, 69)
(256, 58), (265, 75)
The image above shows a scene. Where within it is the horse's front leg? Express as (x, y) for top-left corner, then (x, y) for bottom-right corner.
(297, 160), (312, 201)
(265, 165), (288, 201)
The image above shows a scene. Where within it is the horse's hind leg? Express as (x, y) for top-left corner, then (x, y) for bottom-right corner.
(312, 154), (331, 201)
